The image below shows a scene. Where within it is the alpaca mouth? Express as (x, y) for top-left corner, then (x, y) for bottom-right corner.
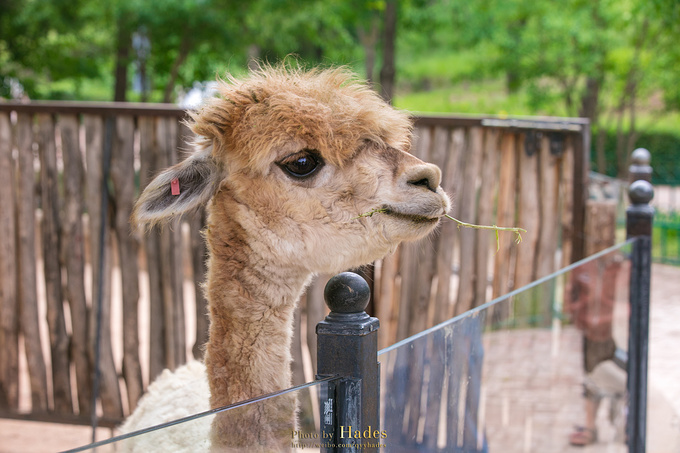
(382, 207), (441, 224)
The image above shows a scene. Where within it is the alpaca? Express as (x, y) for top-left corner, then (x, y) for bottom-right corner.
(121, 64), (450, 452)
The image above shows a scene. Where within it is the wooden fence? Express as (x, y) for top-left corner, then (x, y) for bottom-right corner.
(0, 102), (589, 427)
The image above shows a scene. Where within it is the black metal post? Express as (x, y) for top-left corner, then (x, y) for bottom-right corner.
(629, 148), (652, 183)
(626, 149), (654, 453)
(316, 272), (381, 453)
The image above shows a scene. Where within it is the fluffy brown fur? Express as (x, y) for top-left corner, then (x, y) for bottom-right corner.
(130, 63), (450, 452)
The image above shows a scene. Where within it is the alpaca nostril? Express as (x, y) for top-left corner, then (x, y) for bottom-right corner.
(411, 178), (432, 189)
(406, 165), (441, 193)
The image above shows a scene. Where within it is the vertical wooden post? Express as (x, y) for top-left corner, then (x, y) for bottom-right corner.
(176, 119), (209, 360)
(38, 113), (72, 413)
(138, 116), (166, 379)
(110, 115), (144, 411)
(60, 114), (93, 416)
(535, 134), (560, 279)
(474, 128), (499, 306)
(0, 112), (19, 409)
(16, 113), (49, 411)
(171, 120), (186, 365)
(571, 125), (590, 264)
(84, 114), (123, 422)
(404, 124), (435, 337)
(157, 116), (185, 369)
(559, 137), (575, 269)
(455, 127), (484, 315)
(424, 112), (457, 451)
(397, 126), (436, 441)
(492, 132), (518, 301)
(445, 128), (467, 319)
(306, 275), (328, 372)
(432, 126), (458, 325)
(514, 133), (540, 290)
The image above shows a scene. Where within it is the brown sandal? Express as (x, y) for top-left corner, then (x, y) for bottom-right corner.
(569, 426), (597, 446)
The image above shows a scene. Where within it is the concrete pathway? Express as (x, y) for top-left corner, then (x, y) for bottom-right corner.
(481, 263), (680, 453)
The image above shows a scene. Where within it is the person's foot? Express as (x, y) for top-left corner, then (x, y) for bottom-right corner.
(569, 426), (597, 446)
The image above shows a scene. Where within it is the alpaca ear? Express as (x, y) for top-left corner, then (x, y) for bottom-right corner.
(132, 147), (221, 230)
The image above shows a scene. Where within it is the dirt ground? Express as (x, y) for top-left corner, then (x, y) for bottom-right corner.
(1, 263), (679, 453)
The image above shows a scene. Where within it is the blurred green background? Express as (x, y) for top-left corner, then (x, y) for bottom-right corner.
(1, 0), (678, 182)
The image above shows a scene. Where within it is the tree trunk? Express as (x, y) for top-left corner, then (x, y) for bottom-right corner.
(139, 60), (149, 102)
(162, 35), (191, 103)
(580, 75), (605, 173)
(506, 71), (521, 94)
(614, 96), (628, 178)
(560, 75), (578, 118)
(358, 15), (380, 85)
(595, 127), (608, 175)
(247, 44), (261, 71)
(580, 76), (601, 123)
(114, 20), (131, 102)
(379, 0), (397, 103)
(626, 81), (638, 144)
(615, 18), (649, 178)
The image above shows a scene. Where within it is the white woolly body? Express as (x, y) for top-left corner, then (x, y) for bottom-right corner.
(118, 361), (211, 452)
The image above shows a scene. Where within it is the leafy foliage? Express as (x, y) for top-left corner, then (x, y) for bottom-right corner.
(0, 0), (106, 98)
(596, 131), (680, 185)
(1, 0), (679, 180)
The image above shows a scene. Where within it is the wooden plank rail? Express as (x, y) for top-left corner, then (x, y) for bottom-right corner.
(0, 101), (589, 428)
(110, 115), (144, 412)
(84, 115), (124, 420)
(60, 113), (92, 417)
(40, 113), (72, 413)
(475, 129), (500, 306)
(16, 112), (49, 412)
(138, 116), (166, 382)
(0, 113), (19, 410)
(433, 126), (460, 325)
(455, 126), (484, 316)
(490, 133), (519, 324)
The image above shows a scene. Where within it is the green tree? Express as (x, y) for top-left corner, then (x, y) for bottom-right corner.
(0, 0), (107, 98)
(399, 0), (677, 177)
(1, 0), (402, 102)
(136, 0), (243, 102)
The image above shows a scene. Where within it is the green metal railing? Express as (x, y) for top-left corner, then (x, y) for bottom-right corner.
(654, 211), (680, 265)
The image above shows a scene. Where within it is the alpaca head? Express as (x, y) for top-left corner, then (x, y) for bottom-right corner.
(133, 65), (450, 274)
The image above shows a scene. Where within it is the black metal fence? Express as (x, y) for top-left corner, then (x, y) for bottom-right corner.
(625, 151), (654, 453)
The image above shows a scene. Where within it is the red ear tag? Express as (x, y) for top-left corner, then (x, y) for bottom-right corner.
(171, 178), (180, 196)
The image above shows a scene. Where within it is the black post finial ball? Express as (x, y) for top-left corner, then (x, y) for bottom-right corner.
(629, 179), (654, 205)
(631, 148), (651, 166)
(324, 272), (371, 314)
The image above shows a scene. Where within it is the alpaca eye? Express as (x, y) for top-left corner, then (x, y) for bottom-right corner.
(279, 150), (323, 179)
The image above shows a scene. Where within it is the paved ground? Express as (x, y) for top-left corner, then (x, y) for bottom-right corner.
(481, 263), (680, 453)
(1, 263), (679, 453)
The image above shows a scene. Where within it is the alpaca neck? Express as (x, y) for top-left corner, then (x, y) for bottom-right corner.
(204, 217), (310, 410)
